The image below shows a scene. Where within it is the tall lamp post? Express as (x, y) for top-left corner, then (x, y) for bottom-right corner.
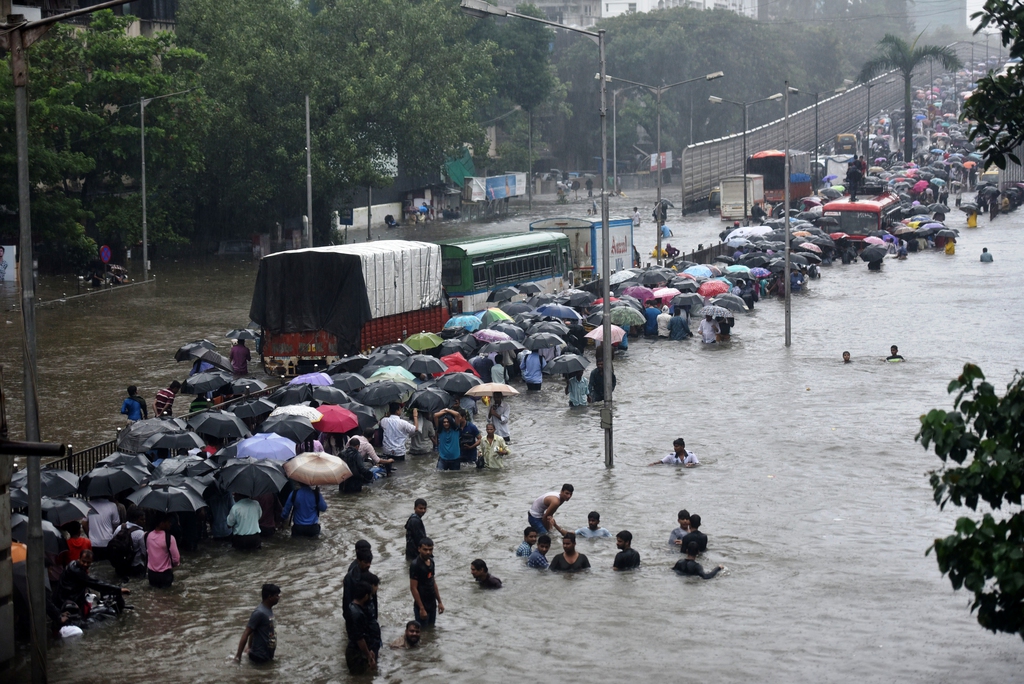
(140, 88), (194, 282)
(599, 71), (724, 265)
(460, 0), (615, 468)
(863, 78), (896, 160)
(783, 83), (797, 348)
(708, 93), (782, 225)
(1, 3), (136, 681)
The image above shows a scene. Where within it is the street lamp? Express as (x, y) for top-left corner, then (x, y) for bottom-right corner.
(863, 78), (896, 159)
(708, 92), (782, 226)
(598, 70), (724, 265)
(140, 88), (194, 283)
(782, 84), (798, 349)
(459, 0), (616, 468)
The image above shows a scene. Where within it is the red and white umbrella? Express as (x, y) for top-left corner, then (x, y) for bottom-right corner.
(585, 325), (626, 345)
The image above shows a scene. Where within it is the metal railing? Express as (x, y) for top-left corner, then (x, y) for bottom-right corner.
(46, 384), (278, 475)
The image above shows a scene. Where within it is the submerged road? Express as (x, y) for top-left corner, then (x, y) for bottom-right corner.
(3, 191), (1023, 682)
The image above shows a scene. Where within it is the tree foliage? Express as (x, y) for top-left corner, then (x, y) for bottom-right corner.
(918, 363), (1024, 640)
(962, 0), (1024, 170)
(858, 33), (962, 162)
(0, 10), (208, 270)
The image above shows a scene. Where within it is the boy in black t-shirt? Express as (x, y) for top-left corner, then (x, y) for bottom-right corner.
(410, 538), (444, 626)
(613, 530), (641, 571)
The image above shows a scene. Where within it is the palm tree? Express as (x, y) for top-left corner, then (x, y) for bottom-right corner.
(858, 34), (962, 163)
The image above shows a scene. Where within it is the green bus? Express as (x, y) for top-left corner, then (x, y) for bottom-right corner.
(440, 233), (571, 313)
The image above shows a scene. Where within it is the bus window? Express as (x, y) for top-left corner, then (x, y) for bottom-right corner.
(442, 259), (463, 288)
(840, 211), (880, 234)
(473, 263), (488, 288)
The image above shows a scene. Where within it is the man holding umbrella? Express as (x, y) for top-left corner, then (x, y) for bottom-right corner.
(487, 393), (511, 444)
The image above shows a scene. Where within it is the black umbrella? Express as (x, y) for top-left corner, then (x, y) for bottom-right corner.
(498, 301), (533, 316)
(671, 293), (704, 309)
(212, 443), (238, 465)
(860, 245), (888, 262)
(565, 291), (596, 307)
(928, 203), (950, 213)
(331, 372), (368, 393)
(79, 464), (149, 498)
(787, 253), (811, 266)
(439, 339), (474, 357)
(376, 343), (415, 356)
(117, 418), (190, 454)
(187, 347), (234, 373)
(96, 452), (155, 473)
(142, 431), (207, 451)
(435, 372), (483, 395)
(226, 329), (260, 341)
(181, 371), (233, 394)
(326, 355), (370, 373)
(11, 513), (64, 554)
(12, 468), (80, 498)
(217, 458), (288, 498)
(547, 353), (590, 375)
(339, 402), (379, 430)
(528, 320), (569, 336)
(229, 397), (277, 419)
(638, 270), (670, 286)
(527, 293), (559, 307)
(714, 255), (735, 265)
(271, 383), (314, 406)
(310, 385), (352, 405)
(480, 340), (525, 355)
(403, 354), (448, 375)
(457, 333), (481, 354)
(156, 456), (219, 478)
(518, 282), (543, 294)
(668, 279), (699, 294)
(148, 474), (216, 496)
(128, 484), (208, 513)
(40, 497), (93, 527)
(488, 322), (526, 341)
(188, 410), (252, 440)
(259, 414), (317, 443)
(408, 387), (453, 414)
(709, 294), (747, 313)
(935, 229), (958, 238)
(487, 286), (520, 303)
(357, 380), (414, 406)
(524, 332), (566, 350)
(361, 351), (411, 376)
(174, 339), (216, 362)
(227, 378), (268, 395)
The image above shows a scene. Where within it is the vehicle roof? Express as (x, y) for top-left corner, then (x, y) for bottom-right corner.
(442, 232), (567, 256)
(823, 195), (898, 212)
(265, 241), (439, 259)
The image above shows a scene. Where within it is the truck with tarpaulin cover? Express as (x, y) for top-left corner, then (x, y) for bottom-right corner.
(249, 241), (448, 376)
(528, 217), (634, 283)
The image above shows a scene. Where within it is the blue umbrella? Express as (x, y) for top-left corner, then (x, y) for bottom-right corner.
(234, 432), (298, 461)
(823, 174), (837, 182)
(930, 178), (946, 186)
(444, 315), (482, 332)
(535, 304), (582, 321)
(930, 148), (944, 154)
(289, 372), (333, 386)
(683, 265), (713, 278)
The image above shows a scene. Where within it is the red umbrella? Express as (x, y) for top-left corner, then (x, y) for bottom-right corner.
(912, 180), (930, 193)
(697, 280), (730, 297)
(316, 405), (359, 434)
(829, 232), (850, 240)
(797, 242), (822, 253)
(439, 353), (480, 377)
(591, 297), (619, 306)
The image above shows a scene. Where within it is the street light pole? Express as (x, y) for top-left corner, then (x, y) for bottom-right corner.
(784, 83), (795, 348)
(1, 5), (135, 680)
(460, 0), (615, 467)
(708, 93), (781, 225)
(603, 71), (724, 264)
(305, 94), (313, 248)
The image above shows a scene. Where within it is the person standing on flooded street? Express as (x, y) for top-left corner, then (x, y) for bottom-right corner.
(234, 583), (280, 664)
(410, 538), (444, 626)
(120, 385), (147, 425)
(230, 339), (251, 376)
(698, 314), (720, 344)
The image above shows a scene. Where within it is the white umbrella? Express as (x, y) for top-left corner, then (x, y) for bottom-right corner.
(270, 405), (323, 422)
(465, 383), (520, 398)
(608, 269), (637, 285)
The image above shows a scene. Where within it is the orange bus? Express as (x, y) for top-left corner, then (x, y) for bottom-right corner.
(821, 193), (902, 238)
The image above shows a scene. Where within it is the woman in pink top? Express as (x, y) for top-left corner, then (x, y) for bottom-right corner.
(146, 514), (181, 588)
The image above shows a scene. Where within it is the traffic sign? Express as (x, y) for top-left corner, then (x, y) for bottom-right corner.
(339, 208), (354, 226)
(100, 245), (111, 263)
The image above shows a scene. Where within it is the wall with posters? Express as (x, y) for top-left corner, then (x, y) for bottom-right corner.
(0, 246), (15, 282)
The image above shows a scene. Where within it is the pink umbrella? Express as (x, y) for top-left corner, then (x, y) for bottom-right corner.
(473, 329), (511, 343)
(863, 236), (885, 245)
(289, 372), (333, 386)
(585, 324), (625, 344)
(798, 242), (822, 253)
(912, 180), (930, 193)
(652, 287), (681, 303)
(621, 286), (655, 302)
(697, 280), (729, 297)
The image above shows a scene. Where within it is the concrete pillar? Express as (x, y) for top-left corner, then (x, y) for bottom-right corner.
(0, 454), (14, 671)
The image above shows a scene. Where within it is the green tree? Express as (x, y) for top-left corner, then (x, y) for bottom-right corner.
(857, 33), (962, 163)
(961, 0), (1024, 170)
(918, 363), (1024, 640)
(0, 10), (208, 269)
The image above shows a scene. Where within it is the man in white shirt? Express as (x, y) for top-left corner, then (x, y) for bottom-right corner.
(632, 207), (641, 228)
(697, 314), (720, 344)
(657, 306), (672, 338)
(649, 438), (699, 467)
(380, 403), (418, 461)
(487, 392), (511, 443)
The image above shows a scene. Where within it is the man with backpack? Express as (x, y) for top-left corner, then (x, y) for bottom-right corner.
(108, 509), (146, 579)
(146, 513), (180, 588)
(120, 385), (148, 425)
(340, 437), (374, 493)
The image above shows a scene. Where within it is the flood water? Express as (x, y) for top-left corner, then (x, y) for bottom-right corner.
(4, 189), (1024, 682)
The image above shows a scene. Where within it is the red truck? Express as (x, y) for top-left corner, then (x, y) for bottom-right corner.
(249, 241), (448, 376)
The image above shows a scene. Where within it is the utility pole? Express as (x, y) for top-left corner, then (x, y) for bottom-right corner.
(0, 5), (136, 680)
(305, 94), (313, 248)
(527, 110), (532, 210)
(784, 82), (794, 348)
(366, 186), (372, 241)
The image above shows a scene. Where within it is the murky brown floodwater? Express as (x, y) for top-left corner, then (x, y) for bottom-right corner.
(4, 189), (1024, 683)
